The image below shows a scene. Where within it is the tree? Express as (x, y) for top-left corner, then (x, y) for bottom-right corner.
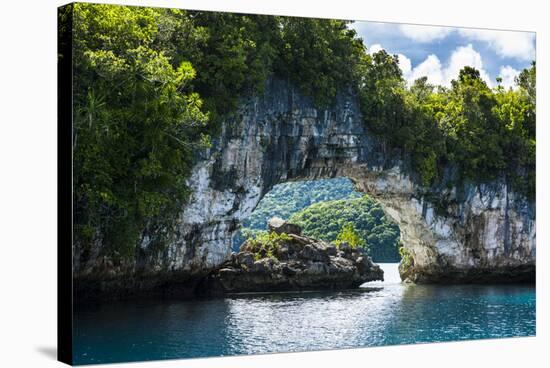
(356, 50), (408, 145)
(516, 61), (536, 105)
(71, 5), (375, 264)
(73, 4), (210, 261)
(289, 195), (400, 261)
(276, 18), (365, 106)
(71, 4), (536, 266)
(336, 223), (366, 250)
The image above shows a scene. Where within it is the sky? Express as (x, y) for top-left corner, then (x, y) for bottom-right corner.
(350, 21), (535, 89)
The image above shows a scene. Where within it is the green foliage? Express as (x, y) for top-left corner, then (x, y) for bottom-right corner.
(72, 4), (211, 261)
(183, 12), (279, 122)
(72, 5), (365, 263)
(275, 18), (365, 106)
(356, 50), (409, 144)
(399, 246), (412, 269)
(236, 180), (400, 262)
(70, 3), (535, 266)
(159, 12), (365, 120)
(335, 223), (366, 249)
(516, 61), (536, 106)
(243, 231), (292, 261)
(290, 196), (400, 262)
(356, 58), (536, 198)
(243, 178), (360, 231)
(233, 178), (362, 252)
(492, 84), (536, 195)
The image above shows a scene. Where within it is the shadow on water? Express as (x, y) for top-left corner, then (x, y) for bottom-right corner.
(224, 287), (384, 301)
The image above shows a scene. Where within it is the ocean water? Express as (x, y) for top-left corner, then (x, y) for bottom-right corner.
(73, 264), (536, 365)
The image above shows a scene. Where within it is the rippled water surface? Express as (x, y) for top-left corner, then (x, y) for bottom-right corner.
(73, 264), (536, 365)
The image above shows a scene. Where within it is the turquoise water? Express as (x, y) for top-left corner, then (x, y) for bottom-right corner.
(73, 264), (536, 365)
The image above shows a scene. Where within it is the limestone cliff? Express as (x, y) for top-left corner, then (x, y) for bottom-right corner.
(74, 78), (535, 298)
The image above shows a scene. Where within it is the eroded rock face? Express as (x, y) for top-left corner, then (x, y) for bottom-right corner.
(351, 169), (536, 283)
(200, 225), (383, 294)
(74, 78), (535, 296)
(170, 79), (534, 284)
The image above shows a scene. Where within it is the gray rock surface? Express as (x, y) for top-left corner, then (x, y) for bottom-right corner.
(201, 223), (383, 294)
(74, 77), (535, 299)
(268, 217), (302, 236)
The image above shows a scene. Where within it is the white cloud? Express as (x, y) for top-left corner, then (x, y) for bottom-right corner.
(399, 53), (444, 86)
(369, 24), (535, 62)
(365, 42), (500, 89)
(369, 43), (384, 54)
(401, 44), (493, 87)
(444, 44), (492, 86)
(399, 24), (453, 43)
(410, 54), (444, 85)
(498, 65), (520, 89)
(397, 53), (412, 77)
(458, 29), (535, 61)
(350, 21), (393, 35)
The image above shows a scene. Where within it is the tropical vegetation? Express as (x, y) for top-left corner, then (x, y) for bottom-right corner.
(240, 178), (360, 233)
(290, 196), (400, 262)
(64, 3), (536, 263)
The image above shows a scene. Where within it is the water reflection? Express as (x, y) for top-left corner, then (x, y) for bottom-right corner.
(224, 290), (383, 354)
(73, 264), (535, 365)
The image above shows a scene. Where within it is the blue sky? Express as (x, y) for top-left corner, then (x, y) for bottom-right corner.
(350, 21), (535, 88)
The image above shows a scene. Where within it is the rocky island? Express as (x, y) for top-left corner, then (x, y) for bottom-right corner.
(72, 77), (536, 301)
(61, 6), (537, 364)
(201, 217), (383, 295)
(69, 7), (536, 298)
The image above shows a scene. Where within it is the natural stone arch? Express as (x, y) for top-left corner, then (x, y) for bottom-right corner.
(140, 78), (535, 283)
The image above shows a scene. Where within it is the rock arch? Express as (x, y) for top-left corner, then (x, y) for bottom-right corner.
(143, 78), (535, 283)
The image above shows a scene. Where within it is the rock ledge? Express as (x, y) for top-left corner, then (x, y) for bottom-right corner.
(201, 219), (383, 294)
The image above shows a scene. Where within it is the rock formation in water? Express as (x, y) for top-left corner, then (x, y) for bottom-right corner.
(200, 218), (383, 294)
(74, 78), (535, 299)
